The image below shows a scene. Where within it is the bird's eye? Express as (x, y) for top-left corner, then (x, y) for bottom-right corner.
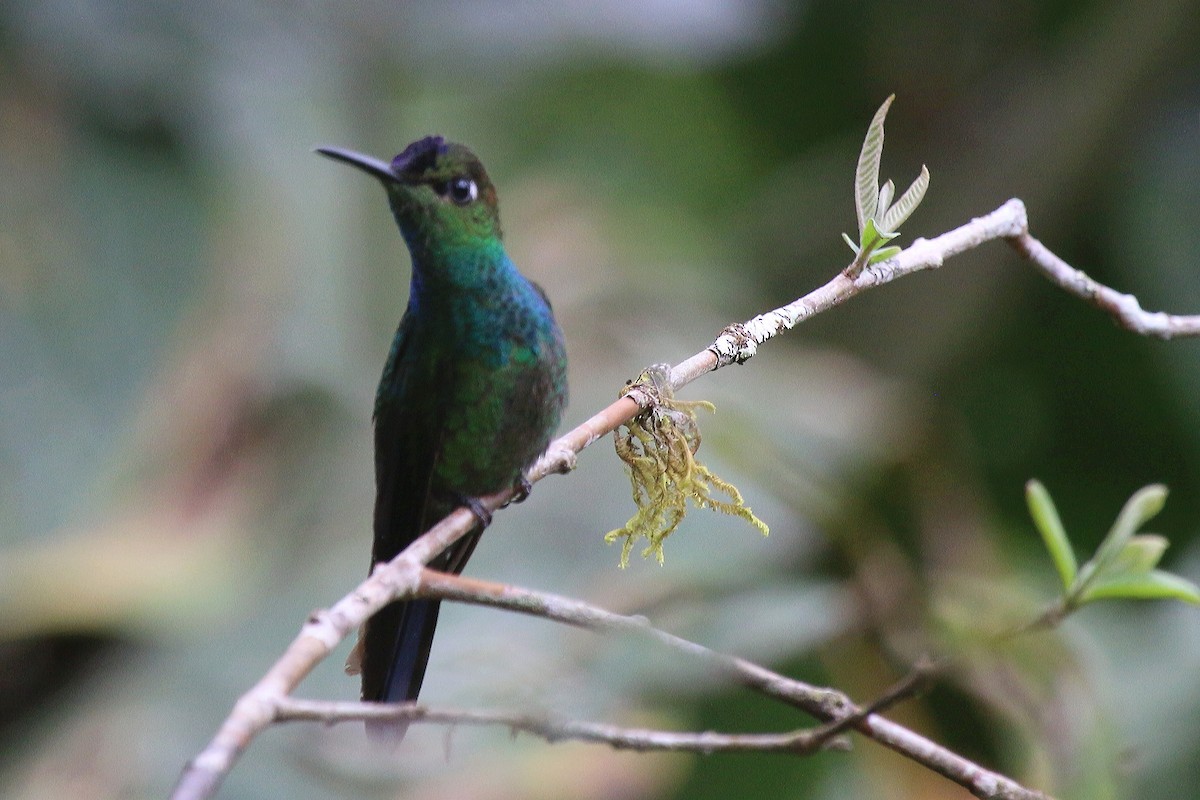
(446, 177), (478, 205)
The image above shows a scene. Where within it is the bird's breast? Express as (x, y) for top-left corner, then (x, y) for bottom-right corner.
(402, 280), (566, 497)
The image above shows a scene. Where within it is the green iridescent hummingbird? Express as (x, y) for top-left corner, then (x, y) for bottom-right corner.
(318, 137), (568, 739)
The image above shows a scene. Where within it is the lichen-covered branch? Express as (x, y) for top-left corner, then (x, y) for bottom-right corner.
(704, 198), (1200, 370)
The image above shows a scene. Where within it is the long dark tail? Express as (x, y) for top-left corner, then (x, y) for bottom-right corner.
(361, 597), (443, 741)
(360, 527), (482, 742)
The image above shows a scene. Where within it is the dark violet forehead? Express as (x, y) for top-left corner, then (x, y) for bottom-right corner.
(391, 136), (448, 177)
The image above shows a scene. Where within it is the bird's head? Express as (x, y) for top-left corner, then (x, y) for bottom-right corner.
(318, 136), (503, 255)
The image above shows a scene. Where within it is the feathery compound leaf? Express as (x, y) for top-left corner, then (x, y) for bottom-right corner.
(855, 94), (894, 234)
(1025, 480), (1077, 591)
(880, 164), (931, 234)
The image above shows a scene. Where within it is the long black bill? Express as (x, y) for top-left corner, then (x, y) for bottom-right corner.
(315, 146), (399, 183)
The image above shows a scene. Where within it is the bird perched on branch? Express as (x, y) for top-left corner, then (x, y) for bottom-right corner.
(318, 137), (568, 740)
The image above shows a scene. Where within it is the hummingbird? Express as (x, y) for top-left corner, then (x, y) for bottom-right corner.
(317, 137), (568, 739)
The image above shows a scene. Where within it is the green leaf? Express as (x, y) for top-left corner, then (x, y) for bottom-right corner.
(868, 245), (902, 264)
(1079, 569), (1200, 605)
(1025, 479), (1077, 591)
(860, 217), (898, 251)
(855, 94), (894, 235)
(841, 231), (861, 255)
(1111, 534), (1168, 574)
(1092, 484), (1169, 575)
(880, 164), (930, 235)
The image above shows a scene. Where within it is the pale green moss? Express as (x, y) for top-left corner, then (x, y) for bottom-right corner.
(606, 366), (769, 567)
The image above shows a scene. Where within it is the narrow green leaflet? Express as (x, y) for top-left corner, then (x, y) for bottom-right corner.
(873, 245), (902, 263)
(1091, 484), (1168, 575)
(868, 245), (902, 265)
(1025, 480), (1077, 591)
(1110, 534), (1169, 574)
(1079, 570), (1200, 605)
(841, 231), (861, 256)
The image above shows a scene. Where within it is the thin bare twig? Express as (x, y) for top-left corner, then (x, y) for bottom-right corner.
(419, 569), (852, 718)
(173, 197), (1196, 800)
(419, 571), (1048, 800)
(803, 655), (941, 751)
(275, 697), (851, 755)
(1012, 230), (1200, 339)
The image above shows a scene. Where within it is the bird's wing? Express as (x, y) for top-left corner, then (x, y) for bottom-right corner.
(361, 319), (482, 713)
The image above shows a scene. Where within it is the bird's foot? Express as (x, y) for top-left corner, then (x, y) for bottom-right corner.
(461, 495), (493, 528)
(511, 475), (534, 504)
(439, 490), (493, 528)
(498, 475), (533, 509)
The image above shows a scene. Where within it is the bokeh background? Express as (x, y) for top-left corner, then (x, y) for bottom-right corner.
(3, 1), (1200, 798)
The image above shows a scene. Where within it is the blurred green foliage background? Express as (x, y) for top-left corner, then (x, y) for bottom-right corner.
(2, 1), (1200, 798)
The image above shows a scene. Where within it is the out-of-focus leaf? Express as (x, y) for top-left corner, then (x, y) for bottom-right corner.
(1092, 484), (1169, 575)
(1079, 569), (1200, 604)
(1110, 534), (1169, 574)
(1025, 479), (1077, 591)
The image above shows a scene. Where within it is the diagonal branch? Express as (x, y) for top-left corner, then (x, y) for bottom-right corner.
(172, 197), (1197, 800)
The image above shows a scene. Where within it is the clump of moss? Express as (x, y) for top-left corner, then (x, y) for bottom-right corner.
(606, 365), (769, 567)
